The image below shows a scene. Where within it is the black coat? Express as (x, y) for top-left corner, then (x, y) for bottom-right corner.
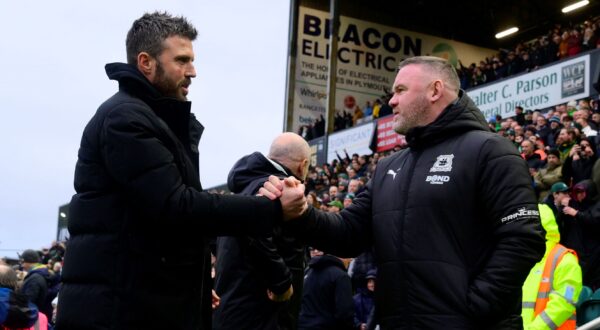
(298, 255), (354, 330)
(214, 152), (304, 330)
(288, 91), (545, 329)
(57, 63), (281, 330)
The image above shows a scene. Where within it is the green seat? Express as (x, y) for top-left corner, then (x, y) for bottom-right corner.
(577, 288), (600, 326)
(578, 286), (594, 308)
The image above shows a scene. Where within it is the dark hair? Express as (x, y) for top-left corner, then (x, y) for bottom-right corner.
(126, 11), (197, 65)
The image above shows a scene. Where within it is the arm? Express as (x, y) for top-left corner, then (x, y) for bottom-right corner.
(561, 156), (574, 184)
(468, 137), (546, 320)
(0, 288), (38, 328)
(246, 236), (292, 295)
(285, 182), (374, 258)
(100, 105), (280, 236)
(527, 253), (581, 330)
(538, 167), (562, 189)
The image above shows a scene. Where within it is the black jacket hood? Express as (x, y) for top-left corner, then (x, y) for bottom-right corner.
(308, 254), (346, 271)
(227, 152), (296, 194)
(405, 90), (490, 149)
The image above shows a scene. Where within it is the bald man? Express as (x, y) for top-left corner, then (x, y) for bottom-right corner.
(264, 56), (545, 329)
(214, 132), (310, 330)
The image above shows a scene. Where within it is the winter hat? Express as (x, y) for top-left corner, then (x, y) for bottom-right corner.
(365, 269), (377, 280)
(328, 200), (344, 209)
(20, 249), (41, 263)
(549, 116), (561, 124)
(550, 182), (569, 193)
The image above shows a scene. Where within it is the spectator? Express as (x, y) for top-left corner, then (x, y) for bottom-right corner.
(372, 99), (382, 119)
(343, 193), (355, 209)
(535, 116), (552, 146)
(327, 200), (343, 213)
(0, 265), (39, 329)
(521, 140), (543, 171)
(19, 250), (50, 319)
(534, 149), (563, 201)
(554, 180), (600, 289)
(298, 250), (354, 330)
(214, 132), (310, 330)
(556, 128), (577, 162)
(521, 204), (582, 330)
(353, 269), (376, 330)
(363, 101), (373, 119)
(562, 138), (597, 186)
(548, 116), (563, 149)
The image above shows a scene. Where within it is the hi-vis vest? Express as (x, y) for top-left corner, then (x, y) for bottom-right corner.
(526, 244), (578, 330)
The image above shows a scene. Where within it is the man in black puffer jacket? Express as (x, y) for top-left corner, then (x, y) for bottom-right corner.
(56, 12), (304, 330)
(214, 132), (310, 330)
(264, 56), (546, 329)
(298, 250), (354, 330)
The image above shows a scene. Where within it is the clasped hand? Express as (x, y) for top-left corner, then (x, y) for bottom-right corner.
(259, 175), (307, 221)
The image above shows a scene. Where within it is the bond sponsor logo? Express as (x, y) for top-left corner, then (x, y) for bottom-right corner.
(500, 207), (540, 224)
(430, 154), (454, 172)
(425, 175), (450, 185)
(426, 154), (454, 185)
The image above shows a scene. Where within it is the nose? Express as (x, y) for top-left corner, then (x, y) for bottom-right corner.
(389, 95), (398, 112)
(187, 63), (196, 78)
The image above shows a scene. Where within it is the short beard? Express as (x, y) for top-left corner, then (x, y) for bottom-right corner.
(393, 94), (430, 135)
(154, 61), (186, 101)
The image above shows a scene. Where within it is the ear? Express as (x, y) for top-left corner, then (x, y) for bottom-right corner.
(137, 52), (156, 79)
(298, 158), (309, 180)
(430, 80), (444, 102)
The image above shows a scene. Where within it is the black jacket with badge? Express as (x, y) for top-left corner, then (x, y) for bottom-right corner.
(288, 91), (545, 329)
(57, 63), (281, 330)
(214, 152), (304, 330)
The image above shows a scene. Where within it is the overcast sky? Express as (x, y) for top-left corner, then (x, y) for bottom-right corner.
(0, 1), (290, 259)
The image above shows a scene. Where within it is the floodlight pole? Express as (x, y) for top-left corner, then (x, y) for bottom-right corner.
(326, 0), (340, 135)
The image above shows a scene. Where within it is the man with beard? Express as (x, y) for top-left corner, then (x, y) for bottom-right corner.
(57, 12), (305, 330)
(214, 132), (310, 330)
(534, 149), (563, 202)
(262, 56), (545, 329)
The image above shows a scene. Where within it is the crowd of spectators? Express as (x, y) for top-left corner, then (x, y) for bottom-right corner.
(299, 16), (600, 140)
(1, 241), (65, 329)
(459, 17), (600, 89)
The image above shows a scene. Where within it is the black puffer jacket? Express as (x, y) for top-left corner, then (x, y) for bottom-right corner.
(57, 63), (281, 330)
(290, 91), (545, 329)
(298, 255), (354, 330)
(214, 152), (304, 330)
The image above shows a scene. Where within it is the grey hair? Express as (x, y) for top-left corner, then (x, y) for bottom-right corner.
(398, 56), (460, 92)
(126, 11), (198, 65)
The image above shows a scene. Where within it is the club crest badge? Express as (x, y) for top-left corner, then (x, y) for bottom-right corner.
(430, 154), (454, 172)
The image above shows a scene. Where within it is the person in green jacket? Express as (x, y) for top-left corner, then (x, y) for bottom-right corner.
(522, 204), (582, 329)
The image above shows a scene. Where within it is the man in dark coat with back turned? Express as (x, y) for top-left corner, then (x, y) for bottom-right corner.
(56, 12), (304, 330)
(214, 132), (311, 329)
(263, 56), (546, 329)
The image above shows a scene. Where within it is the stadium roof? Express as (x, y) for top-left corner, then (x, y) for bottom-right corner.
(300, 0), (599, 51)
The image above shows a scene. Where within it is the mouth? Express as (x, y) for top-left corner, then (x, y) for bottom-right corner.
(180, 80), (192, 95)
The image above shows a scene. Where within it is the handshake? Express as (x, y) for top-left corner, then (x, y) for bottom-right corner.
(259, 175), (308, 221)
